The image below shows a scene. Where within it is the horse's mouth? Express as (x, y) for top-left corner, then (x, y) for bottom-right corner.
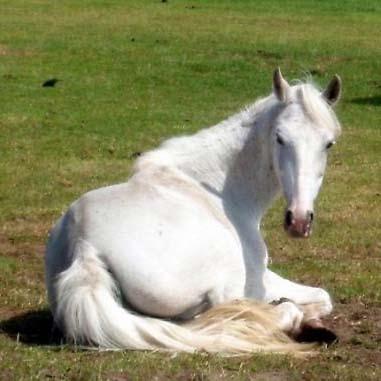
(284, 219), (313, 238)
(284, 209), (314, 238)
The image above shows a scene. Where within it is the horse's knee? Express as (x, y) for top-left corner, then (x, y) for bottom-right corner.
(300, 288), (333, 320)
(324, 289), (332, 311)
(314, 288), (332, 315)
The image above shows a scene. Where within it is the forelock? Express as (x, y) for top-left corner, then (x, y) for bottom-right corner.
(291, 82), (341, 137)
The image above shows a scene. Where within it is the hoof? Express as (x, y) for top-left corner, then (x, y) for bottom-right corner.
(270, 297), (294, 306)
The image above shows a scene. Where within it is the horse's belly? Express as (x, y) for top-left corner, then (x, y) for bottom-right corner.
(74, 177), (245, 318)
(107, 205), (244, 317)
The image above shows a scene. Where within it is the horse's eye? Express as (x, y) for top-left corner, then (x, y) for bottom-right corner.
(276, 135), (285, 145)
(326, 141), (335, 150)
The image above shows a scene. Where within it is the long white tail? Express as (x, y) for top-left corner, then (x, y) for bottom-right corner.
(52, 241), (309, 355)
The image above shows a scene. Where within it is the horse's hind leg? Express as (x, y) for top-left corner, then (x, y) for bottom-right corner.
(263, 269), (333, 319)
(272, 300), (338, 345)
(174, 296), (212, 321)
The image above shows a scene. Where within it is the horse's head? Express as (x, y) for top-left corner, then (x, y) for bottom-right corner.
(271, 69), (342, 238)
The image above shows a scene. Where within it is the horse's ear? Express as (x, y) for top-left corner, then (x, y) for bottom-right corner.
(322, 75), (342, 106)
(273, 68), (290, 102)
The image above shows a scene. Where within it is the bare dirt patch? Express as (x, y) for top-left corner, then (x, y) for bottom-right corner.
(105, 372), (131, 381)
(0, 237), (45, 258)
(248, 371), (291, 381)
(323, 302), (381, 366)
(105, 369), (291, 381)
(0, 216), (50, 257)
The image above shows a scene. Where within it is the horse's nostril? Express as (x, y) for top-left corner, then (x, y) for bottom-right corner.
(309, 212), (314, 222)
(285, 210), (293, 226)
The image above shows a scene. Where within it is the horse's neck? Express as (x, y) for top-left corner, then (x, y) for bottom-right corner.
(222, 124), (280, 224)
(165, 120), (250, 195)
(139, 97), (280, 223)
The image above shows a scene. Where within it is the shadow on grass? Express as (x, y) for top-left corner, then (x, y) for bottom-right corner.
(0, 309), (63, 346)
(350, 96), (381, 106)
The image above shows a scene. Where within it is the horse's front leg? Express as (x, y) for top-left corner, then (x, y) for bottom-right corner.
(242, 230), (332, 320)
(263, 269), (333, 320)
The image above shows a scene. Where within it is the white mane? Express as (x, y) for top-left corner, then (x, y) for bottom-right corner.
(240, 82), (341, 135)
(292, 82), (341, 135)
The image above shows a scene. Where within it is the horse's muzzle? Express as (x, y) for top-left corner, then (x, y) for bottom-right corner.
(284, 210), (314, 238)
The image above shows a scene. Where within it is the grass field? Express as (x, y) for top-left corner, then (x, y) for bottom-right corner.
(0, 0), (380, 379)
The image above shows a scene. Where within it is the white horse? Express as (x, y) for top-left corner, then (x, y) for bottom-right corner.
(45, 69), (342, 354)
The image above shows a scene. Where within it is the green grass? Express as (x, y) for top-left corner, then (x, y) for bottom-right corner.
(0, 0), (380, 380)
